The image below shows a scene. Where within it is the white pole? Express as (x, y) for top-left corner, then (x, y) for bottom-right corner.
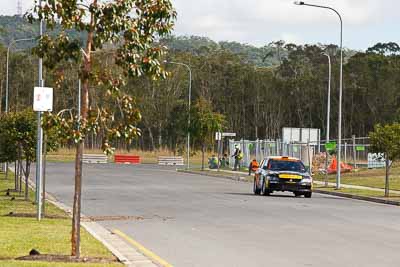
(36, 0), (44, 221)
(322, 52), (331, 187)
(294, 1), (343, 189)
(165, 61), (192, 169)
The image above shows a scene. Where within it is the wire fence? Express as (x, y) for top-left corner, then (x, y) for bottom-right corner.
(228, 137), (382, 171)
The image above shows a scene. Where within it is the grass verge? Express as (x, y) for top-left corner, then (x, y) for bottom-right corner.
(313, 184), (400, 200)
(314, 166), (400, 191)
(46, 147), (224, 166)
(0, 172), (122, 267)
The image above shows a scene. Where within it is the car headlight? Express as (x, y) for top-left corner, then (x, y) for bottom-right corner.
(268, 175), (279, 182)
(300, 176), (312, 184)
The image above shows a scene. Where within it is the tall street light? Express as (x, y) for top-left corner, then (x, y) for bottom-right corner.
(164, 61), (192, 170)
(294, 1), (343, 189)
(322, 52), (331, 187)
(36, 0), (45, 220)
(5, 38), (35, 113)
(4, 37), (35, 178)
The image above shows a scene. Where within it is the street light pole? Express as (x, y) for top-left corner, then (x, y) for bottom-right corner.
(294, 1), (343, 189)
(164, 61), (192, 169)
(36, 0), (45, 221)
(322, 52), (331, 187)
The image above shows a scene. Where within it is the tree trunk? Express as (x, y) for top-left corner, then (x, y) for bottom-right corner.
(385, 158), (390, 197)
(158, 122), (162, 150)
(201, 143), (205, 171)
(71, 3), (95, 255)
(71, 141), (84, 257)
(18, 158), (22, 193)
(14, 161), (17, 191)
(148, 127), (155, 151)
(24, 161), (31, 201)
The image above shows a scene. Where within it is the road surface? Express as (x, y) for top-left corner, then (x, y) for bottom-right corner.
(41, 162), (400, 267)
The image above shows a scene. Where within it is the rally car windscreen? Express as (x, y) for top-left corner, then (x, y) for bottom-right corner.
(268, 160), (306, 172)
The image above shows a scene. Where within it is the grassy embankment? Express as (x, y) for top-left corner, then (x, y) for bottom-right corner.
(313, 166), (400, 191)
(0, 172), (122, 267)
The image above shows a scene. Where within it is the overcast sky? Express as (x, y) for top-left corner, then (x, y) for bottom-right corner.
(2, 0), (399, 50)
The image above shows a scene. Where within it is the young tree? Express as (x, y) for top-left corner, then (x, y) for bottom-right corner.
(369, 123), (400, 197)
(191, 97), (225, 170)
(0, 110), (57, 200)
(28, 0), (176, 257)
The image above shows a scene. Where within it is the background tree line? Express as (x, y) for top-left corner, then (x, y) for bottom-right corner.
(1, 16), (400, 154)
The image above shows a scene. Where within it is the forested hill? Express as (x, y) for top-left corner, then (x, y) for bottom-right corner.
(0, 15), (284, 66)
(161, 36), (284, 66)
(1, 15), (360, 67)
(0, 16), (38, 48)
(0, 15), (86, 50)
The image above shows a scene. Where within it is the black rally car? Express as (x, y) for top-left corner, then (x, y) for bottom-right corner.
(253, 156), (313, 198)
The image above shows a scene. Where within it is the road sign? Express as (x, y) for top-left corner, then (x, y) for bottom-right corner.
(325, 142), (337, 151)
(356, 146), (365, 151)
(215, 132), (222, 141)
(222, 132), (236, 137)
(33, 87), (53, 112)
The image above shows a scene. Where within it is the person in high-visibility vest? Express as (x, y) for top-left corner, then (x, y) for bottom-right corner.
(249, 158), (261, 188)
(232, 145), (241, 171)
(248, 159), (259, 175)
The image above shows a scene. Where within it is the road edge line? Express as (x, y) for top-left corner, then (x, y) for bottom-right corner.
(113, 229), (173, 267)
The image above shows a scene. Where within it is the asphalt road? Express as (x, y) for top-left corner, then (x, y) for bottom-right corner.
(41, 162), (400, 267)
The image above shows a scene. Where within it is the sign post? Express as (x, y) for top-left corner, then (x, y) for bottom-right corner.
(33, 86), (53, 221)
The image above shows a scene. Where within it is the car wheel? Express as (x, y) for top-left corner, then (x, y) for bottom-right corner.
(253, 177), (261, 195)
(261, 179), (270, 196)
(304, 192), (312, 198)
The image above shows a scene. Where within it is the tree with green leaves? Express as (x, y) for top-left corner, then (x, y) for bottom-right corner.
(369, 123), (400, 197)
(0, 109), (58, 200)
(28, 0), (176, 257)
(191, 97), (225, 170)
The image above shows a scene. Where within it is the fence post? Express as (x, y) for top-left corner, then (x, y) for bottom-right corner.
(352, 135), (357, 168)
(344, 142), (347, 163)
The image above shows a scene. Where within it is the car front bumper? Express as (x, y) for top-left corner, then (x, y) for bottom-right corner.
(267, 180), (312, 192)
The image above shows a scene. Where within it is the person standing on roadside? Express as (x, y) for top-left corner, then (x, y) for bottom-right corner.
(232, 145), (242, 171)
(248, 158), (259, 175)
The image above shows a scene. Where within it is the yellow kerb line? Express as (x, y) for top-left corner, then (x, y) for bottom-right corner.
(113, 229), (174, 267)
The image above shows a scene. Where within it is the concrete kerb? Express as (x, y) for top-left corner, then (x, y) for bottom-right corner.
(180, 169), (400, 207)
(313, 189), (400, 206)
(25, 176), (158, 267)
(177, 169), (250, 182)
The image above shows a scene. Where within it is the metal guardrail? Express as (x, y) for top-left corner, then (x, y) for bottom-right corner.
(82, 154), (108, 164)
(158, 156), (184, 166)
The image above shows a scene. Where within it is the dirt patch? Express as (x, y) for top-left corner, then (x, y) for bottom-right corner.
(16, 254), (118, 264)
(83, 214), (174, 222)
(5, 212), (68, 219)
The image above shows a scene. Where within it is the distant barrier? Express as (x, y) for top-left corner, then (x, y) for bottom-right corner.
(82, 154), (108, 164)
(114, 154), (141, 164)
(158, 156), (184, 166)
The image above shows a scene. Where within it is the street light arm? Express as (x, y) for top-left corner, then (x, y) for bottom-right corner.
(299, 3), (342, 22)
(294, 2), (343, 46)
(5, 37), (36, 113)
